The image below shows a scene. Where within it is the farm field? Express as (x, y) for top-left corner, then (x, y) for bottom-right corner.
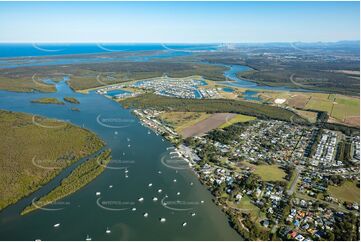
(259, 90), (360, 127)
(180, 113), (236, 138)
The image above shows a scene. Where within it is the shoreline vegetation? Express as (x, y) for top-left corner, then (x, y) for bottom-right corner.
(31, 97), (65, 105)
(0, 110), (105, 211)
(119, 93), (307, 124)
(21, 149), (111, 215)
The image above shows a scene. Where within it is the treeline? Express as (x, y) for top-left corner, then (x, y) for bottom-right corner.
(314, 110), (359, 136)
(21, 149), (111, 215)
(120, 93), (307, 123)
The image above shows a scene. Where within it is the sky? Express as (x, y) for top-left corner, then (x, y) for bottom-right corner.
(0, 1), (359, 43)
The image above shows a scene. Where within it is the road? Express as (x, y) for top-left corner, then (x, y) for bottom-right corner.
(287, 166), (302, 195)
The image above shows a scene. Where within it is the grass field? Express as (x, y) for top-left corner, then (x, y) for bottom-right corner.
(158, 111), (211, 133)
(253, 165), (286, 182)
(328, 181), (360, 203)
(305, 97), (334, 113)
(219, 114), (256, 129)
(0, 110), (104, 211)
(331, 95), (360, 121)
(236, 195), (260, 218)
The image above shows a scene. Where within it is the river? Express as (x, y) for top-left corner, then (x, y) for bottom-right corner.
(0, 79), (242, 240)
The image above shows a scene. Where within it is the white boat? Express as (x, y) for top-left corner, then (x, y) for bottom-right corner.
(148, 183), (153, 187)
(159, 218), (166, 223)
(176, 192), (180, 196)
(106, 228), (111, 234)
(158, 171), (162, 174)
(200, 200), (204, 204)
(147, 131), (151, 135)
(53, 223), (60, 228)
(158, 189), (162, 193)
(128, 144), (131, 147)
(125, 175), (129, 178)
(132, 207), (136, 211)
(109, 185), (113, 189)
(85, 235), (91, 241)
(96, 192), (101, 196)
(190, 182), (194, 186)
(182, 222), (187, 227)
(138, 197), (144, 202)
(173, 179), (177, 183)
(152, 197), (158, 202)
(191, 212), (196, 217)
(125, 169), (129, 173)
(143, 212), (149, 218)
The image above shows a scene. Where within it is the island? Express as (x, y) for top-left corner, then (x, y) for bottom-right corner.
(64, 97), (80, 104)
(31, 97), (65, 105)
(0, 110), (105, 211)
(21, 149), (111, 215)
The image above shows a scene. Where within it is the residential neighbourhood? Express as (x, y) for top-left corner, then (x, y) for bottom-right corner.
(133, 108), (360, 241)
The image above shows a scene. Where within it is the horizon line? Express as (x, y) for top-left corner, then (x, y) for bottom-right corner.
(0, 40), (360, 44)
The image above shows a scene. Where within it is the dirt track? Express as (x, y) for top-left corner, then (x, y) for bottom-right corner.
(180, 113), (236, 138)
